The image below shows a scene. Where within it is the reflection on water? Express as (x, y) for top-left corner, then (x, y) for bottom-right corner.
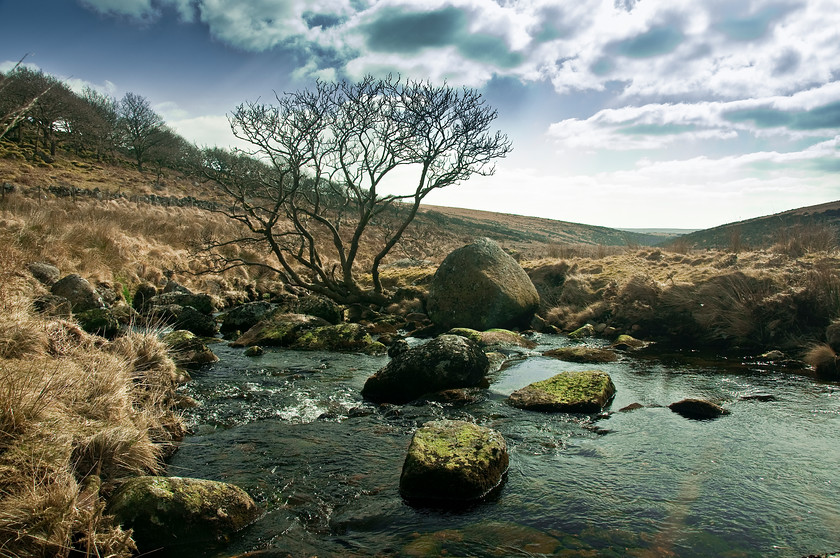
(167, 336), (840, 557)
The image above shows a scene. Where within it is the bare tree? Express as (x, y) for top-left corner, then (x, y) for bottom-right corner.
(118, 92), (165, 172)
(198, 75), (512, 304)
(0, 60), (59, 143)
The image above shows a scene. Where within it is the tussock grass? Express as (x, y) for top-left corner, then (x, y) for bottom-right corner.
(0, 286), (181, 556)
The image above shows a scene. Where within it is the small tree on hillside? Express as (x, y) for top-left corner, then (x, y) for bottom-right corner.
(199, 74), (511, 304)
(118, 92), (165, 172)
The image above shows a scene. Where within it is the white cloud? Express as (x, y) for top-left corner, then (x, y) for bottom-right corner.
(79, 0), (195, 20)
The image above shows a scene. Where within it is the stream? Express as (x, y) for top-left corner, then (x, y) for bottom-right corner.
(167, 334), (840, 557)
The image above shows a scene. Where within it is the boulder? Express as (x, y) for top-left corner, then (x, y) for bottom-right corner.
(148, 292), (215, 315)
(75, 307), (121, 338)
(543, 346), (617, 363)
(362, 334), (489, 404)
(162, 330), (219, 368)
(447, 327), (537, 350)
(611, 334), (648, 351)
(294, 294), (343, 324)
(292, 323), (386, 354)
(172, 306), (218, 337)
(230, 313), (329, 347)
(220, 301), (273, 334)
(508, 370), (616, 413)
(50, 274), (104, 312)
(28, 261), (60, 286)
(32, 294), (72, 317)
(399, 420), (508, 504)
(426, 238), (539, 331)
(106, 476), (260, 553)
(668, 398), (729, 420)
(568, 324), (596, 339)
(132, 282), (157, 312)
(243, 345), (264, 357)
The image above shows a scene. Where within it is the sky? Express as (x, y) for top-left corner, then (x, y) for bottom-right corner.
(1, 0), (839, 230)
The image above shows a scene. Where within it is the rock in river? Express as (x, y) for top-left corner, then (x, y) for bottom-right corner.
(508, 370), (616, 413)
(668, 398), (730, 420)
(400, 420), (508, 504)
(361, 334), (489, 404)
(106, 476), (260, 553)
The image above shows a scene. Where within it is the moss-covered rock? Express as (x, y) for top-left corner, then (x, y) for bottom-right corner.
(568, 324), (596, 339)
(220, 301), (273, 334)
(243, 345), (264, 357)
(611, 334), (649, 351)
(362, 334), (489, 404)
(162, 330), (219, 367)
(229, 312), (329, 347)
(106, 476), (260, 554)
(543, 346), (617, 363)
(76, 307), (121, 338)
(400, 420), (508, 504)
(292, 323), (386, 354)
(447, 327), (537, 350)
(508, 370), (616, 413)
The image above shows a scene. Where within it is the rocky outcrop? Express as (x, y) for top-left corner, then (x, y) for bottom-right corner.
(361, 334), (489, 404)
(106, 476), (260, 553)
(508, 370), (616, 413)
(426, 238), (539, 331)
(50, 274), (104, 312)
(668, 398), (729, 420)
(399, 420), (508, 504)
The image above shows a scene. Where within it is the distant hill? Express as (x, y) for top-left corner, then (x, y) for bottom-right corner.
(416, 205), (662, 249)
(668, 200), (840, 250)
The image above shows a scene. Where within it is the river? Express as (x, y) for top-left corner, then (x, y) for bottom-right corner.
(167, 334), (840, 557)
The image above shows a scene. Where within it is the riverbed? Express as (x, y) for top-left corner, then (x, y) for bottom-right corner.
(168, 335), (840, 557)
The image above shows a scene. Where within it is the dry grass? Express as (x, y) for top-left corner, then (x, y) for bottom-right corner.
(528, 248), (840, 352)
(0, 281), (181, 556)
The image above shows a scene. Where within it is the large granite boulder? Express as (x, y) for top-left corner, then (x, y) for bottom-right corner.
(508, 370), (616, 413)
(361, 334), (489, 404)
(400, 420), (508, 504)
(426, 238), (539, 331)
(106, 476), (260, 553)
(51, 274), (104, 313)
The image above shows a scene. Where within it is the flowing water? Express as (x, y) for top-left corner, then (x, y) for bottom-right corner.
(167, 335), (840, 557)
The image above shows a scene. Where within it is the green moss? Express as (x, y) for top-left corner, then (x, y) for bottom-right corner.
(292, 323), (386, 354)
(447, 327), (483, 343)
(509, 370), (616, 413)
(543, 346), (617, 363)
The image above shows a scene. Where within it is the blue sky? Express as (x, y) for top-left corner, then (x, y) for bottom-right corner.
(2, 0), (839, 229)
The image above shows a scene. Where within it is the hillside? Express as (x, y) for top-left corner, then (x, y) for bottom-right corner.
(672, 200), (840, 251)
(0, 143), (660, 255)
(415, 205), (661, 251)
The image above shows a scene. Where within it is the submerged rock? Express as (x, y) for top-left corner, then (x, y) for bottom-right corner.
(611, 334), (649, 351)
(106, 476), (260, 553)
(568, 324), (596, 339)
(543, 346), (617, 363)
(361, 334), (489, 404)
(426, 238), (539, 331)
(508, 370), (616, 413)
(668, 398), (730, 420)
(400, 420), (508, 504)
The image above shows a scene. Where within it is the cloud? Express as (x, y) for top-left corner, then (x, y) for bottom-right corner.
(614, 26), (684, 58)
(79, 0), (195, 21)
